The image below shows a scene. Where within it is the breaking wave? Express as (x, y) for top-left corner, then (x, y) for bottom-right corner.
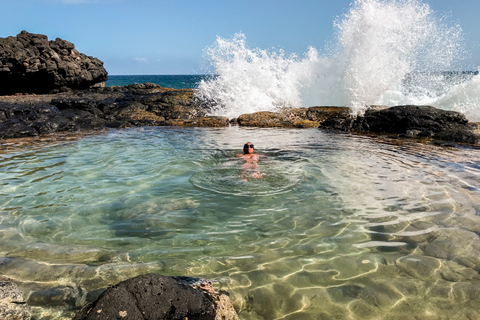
(196, 0), (480, 121)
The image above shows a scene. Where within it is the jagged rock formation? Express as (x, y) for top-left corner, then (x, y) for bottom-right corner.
(0, 31), (107, 95)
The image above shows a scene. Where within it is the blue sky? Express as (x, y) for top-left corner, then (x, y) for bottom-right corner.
(2, 0), (479, 75)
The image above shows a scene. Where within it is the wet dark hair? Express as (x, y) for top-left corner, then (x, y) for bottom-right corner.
(243, 143), (254, 154)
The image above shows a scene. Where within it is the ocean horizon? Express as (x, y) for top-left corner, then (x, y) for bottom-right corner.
(105, 74), (211, 89)
(106, 72), (479, 90)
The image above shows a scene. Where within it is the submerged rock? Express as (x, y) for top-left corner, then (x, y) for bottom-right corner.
(0, 31), (107, 95)
(27, 285), (86, 309)
(73, 274), (239, 320)
(0, 277), (31, 320)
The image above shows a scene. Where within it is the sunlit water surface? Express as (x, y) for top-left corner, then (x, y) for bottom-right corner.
(1, 127), (480, 319)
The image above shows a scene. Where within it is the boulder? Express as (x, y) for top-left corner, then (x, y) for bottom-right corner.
(358, 105), (480, 144)
(1, 88), (479, 146)
(0, 31), (107, 95)
(360, 105), (468, 134)
(73, 274), (239, 320)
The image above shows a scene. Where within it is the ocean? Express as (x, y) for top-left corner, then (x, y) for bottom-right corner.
(105, 74), (210, 89)
(106, 70), (480, 123)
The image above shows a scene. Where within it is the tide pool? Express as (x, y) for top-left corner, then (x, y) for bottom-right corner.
(1, 126), (479, 319)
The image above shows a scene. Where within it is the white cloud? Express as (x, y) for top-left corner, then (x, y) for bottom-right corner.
(135, 57), (148, 63)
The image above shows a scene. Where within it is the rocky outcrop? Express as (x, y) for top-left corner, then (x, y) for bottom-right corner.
(0, 277), (31, 320)
(1, 87), (479, 146)
(0, 84), (229, 139)
(73, 274), (239, 320)
(320, 105), (480, 145)
(0, 31), (107, 95)
(233, 105), (479, 145)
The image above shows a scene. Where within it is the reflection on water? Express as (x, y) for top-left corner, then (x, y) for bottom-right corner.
(0, 126), (479, 319)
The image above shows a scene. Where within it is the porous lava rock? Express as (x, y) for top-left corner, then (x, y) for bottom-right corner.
(0, 85), (230, 139)
(320, 105), (480, 145)
(0, 31), (107, 95)
(236, 107), (325, 128)
(73, 274), (239, 320)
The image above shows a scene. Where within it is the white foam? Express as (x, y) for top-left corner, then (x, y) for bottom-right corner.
(196, 0), (480, 121)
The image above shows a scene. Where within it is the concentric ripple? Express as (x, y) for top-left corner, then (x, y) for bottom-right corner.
(190, 157), (305, 196)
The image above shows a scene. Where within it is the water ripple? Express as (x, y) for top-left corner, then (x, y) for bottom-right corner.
(0, 127), (479, 319)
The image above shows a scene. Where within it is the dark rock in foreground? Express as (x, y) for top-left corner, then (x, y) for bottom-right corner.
(0, 31), (107, 95)
(73, 274), (239, 320)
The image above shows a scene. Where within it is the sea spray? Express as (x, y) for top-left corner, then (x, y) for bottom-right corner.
(332, 0), (465, 114)
(196, 33), (320, 119)
(196, 0), (480, 121)
(435, 71), (480, 121)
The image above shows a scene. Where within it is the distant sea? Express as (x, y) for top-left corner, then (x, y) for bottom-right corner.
(105, 75), (210, 89)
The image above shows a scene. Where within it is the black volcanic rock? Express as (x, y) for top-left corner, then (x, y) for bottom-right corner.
(0, 85), (229, 139)
(319, 105), (480, 145)
(358, 105), (479, 144)
(360, 105), (469, 134)
(0, 31), (107, 95)
(73, 274), (239, 320)
(1, 87), (478, 146)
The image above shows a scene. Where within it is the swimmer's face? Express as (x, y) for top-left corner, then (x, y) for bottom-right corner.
(244, 143), (254, 154)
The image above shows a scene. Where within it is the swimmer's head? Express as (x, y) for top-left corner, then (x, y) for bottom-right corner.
(243, 142), (254, 154)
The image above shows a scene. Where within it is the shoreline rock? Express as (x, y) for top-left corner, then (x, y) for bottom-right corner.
(1, 85), (479, 146)
(0, 84), (228, 139)
(320, 105), (480, 145)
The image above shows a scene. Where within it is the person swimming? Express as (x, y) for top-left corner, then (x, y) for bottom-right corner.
(236, 142), (261, 178)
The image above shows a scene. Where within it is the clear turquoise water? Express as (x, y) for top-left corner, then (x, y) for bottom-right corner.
(1, 127), (480, 319)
